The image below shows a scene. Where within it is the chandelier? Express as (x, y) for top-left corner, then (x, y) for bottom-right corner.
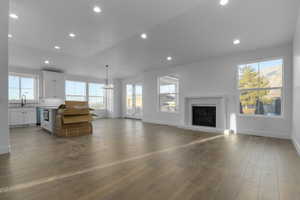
(104, 65), (114, 90)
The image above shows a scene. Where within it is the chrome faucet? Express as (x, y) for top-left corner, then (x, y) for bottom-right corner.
(21, 95), (27, 107)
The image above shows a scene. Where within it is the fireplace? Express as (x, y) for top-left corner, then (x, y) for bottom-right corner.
(192, 106), (216, 127)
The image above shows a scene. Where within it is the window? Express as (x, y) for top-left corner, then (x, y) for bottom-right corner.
(238, 59), (283, 116)
(65, 80), (86, 101)
(9, 74), (37, 102)
(88, 83), (105, 110)
(65, 81), (107, 110)
(159, 75), (179, 112)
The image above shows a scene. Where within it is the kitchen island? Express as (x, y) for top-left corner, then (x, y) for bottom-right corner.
(38, 106), (58, 134)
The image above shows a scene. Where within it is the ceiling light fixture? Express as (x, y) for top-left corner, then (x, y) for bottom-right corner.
(44, 60), (50, 65)
(233, 39), (241, 45)
(93, 6), (102, 13)
(140, 33), (147, 39)
(104, 65), (114, 90)
(9, 13), (19, 19)
(220, 0), (229, 6)
(54, 46), (61, 50)
(69, 33), (76, 38)
(8, 34), (13, 38)
(167, 56), (173, 61)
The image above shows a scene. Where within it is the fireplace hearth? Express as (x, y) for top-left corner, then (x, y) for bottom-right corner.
(192, 106), (216, 127)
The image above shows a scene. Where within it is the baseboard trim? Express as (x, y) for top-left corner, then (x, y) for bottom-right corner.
(292, 136), (300, 157)
(143, 119), (291, 139)
(0, 145), (10, 155)
(237, 129), (291, 140)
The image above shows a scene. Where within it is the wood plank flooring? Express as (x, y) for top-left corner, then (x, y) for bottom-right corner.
(0, 119), (299, 200)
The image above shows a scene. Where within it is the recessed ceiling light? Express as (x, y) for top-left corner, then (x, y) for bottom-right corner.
(220, 0), (229, 6)
(8, 34), (13, 38)
(93, 6), (102, 13)
(167, 56), (173, 61)
(233, 39), (241, 45)
(69, 33), (76, 38)
(54, 46), (61, 50)
(9, 13), (19, 19)
(44, 60), (50, 64)
(140, 33), (147, 39)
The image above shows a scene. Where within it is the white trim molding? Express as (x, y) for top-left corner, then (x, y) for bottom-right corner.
(237, 128), (290, 139)
(177, 125), (225, 134)
(184, 95), (227, 132)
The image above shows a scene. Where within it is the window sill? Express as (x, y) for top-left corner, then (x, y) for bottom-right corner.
(159, 110), (180, 114)
(9, 101), (39, 104)
(238, 114), (284, 119)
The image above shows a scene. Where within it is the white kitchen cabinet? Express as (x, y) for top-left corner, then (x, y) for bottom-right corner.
(9, 108), (37, 126)
(42, 71), (65, 99)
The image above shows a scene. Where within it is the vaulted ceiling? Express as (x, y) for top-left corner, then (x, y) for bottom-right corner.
(9, 0), (300, 78)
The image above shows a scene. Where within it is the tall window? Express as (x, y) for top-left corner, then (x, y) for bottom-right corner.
(159, 75), (179, 112)
(65, 80), (86, 101)
(88, 83), (105, 110)
(9, 74), (37, 102)
(238, 59), (283, 116)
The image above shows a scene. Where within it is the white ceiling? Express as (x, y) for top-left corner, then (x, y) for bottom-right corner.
(9, 0), (300, 78)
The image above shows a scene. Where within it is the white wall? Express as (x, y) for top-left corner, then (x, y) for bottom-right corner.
(293, 8), (300, 155)
(111, 79), (122, 118)
(122, 44), (293, 139)
(0, 0), (9, 154)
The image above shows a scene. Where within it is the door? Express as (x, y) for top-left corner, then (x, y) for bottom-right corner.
(134, 84), (143, 119)
(126, 84), (143, 119)
(126, 84), (134, 116)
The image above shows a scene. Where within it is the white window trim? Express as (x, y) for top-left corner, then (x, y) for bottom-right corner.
(158, 75), (180, 113)
(9, 72), (39, 103)
(236, 57), (285, 119)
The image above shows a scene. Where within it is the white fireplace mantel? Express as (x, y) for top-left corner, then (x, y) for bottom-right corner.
(180, 95), (227, 133)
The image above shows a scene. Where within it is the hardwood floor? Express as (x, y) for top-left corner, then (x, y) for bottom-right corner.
(0, 119), (299, 200)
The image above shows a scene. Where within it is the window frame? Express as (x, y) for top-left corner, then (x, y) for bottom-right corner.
(158, 75), (180, 113)
(236, 57), (285, 118)
(9, 72), (39, 103)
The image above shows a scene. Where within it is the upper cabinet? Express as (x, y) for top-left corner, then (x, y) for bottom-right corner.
(42, 71), (65, 99)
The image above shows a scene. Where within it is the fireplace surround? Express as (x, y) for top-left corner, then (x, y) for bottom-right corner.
(182, 96), (227, 133)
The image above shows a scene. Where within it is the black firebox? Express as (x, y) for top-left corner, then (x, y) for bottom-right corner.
(192, 106), (216, 127)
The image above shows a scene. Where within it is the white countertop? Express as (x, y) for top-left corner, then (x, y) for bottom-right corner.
(37, 106), (59, 109)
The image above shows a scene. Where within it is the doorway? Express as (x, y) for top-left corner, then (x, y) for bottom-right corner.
(126, 84), (143, 119)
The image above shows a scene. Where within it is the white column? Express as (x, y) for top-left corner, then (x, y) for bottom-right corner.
(0, 0), (10, 154)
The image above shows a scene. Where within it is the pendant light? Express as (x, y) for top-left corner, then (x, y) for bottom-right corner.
(104, 65), (114, 90)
